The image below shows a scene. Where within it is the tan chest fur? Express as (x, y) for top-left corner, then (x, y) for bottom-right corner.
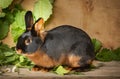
(24, 50), (83, 68)
(24, 50), (57, 68)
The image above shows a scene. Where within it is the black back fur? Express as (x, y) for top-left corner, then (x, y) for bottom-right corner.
(41, 25), (95, 60)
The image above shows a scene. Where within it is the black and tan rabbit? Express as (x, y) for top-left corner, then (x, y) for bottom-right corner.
(16, 11), (95, 71)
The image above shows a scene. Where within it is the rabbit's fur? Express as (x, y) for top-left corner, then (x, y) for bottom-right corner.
(16, 11), (95, 70)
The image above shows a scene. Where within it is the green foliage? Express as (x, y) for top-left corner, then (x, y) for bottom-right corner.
(0, 42), (16, 65)
(0, 0), (13, 18)
(49, 0), (55, 4)
(0, 42), (34, 68)
(33, 0), (53, 21)
(0, 0), (13, 9)
(0, 4), (23, 40)
(96, 48), (115, 61)
(0, 0), (54, 41)
(0, 21), (9, 40)
(0, 8), (15, 40)
(92, 38), (120, 62)
(11, 11), (26, 42)
(53, 66), (70, 75)
(92, 38), (102, 53)
(112, 48), (120, 61)
(97, 48), (120, 61)
(0, 12), (5, 18)
(52, 65), (84, 75)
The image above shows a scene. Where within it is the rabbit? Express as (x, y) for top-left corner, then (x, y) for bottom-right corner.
(16, 11), (95, 71)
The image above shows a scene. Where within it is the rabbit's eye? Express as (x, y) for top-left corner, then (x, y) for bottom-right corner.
(25, 38), (32, 45)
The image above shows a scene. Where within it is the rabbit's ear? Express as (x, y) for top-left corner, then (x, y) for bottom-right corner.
(25, 11), (34, 30)
(34, 18), (46, 41)
(34, 18), (45, 33)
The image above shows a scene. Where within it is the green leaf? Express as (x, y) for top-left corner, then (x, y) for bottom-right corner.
(0, 42), (11, 51)
(0, 43), (15, 64)
(11, 11), (26, 43)
(33, 0), (53, 21)
(4, 11), (15, 24)
(4, 52), (14, 57)
(5, 55), (16, 64)
(96, 48), (116, 61)
(0, 21), (9, 40)
(14, 11), (26, 27)
(11, 22), (25, 42)
(49, 0), (55, 4)
(0, 43), (34, 67)
(0, 51), (5, 65)
(92, 39), (102, 53)
(112, 48), (120, 61)
(0, 0), (13, 9)
(19, 56), (26, 63)
(0, 9), (15, 40)
(55, 66), (70, 75)
(0, 11), (5, 18)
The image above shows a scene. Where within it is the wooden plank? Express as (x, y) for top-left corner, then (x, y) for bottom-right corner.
(0, 61), (120, 79)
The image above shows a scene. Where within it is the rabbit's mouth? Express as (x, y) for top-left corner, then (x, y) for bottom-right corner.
(16, 49), (23, 54)
(16, 48), (38, 55)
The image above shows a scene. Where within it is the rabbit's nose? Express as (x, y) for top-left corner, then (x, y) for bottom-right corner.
(16, 49), (23, 54)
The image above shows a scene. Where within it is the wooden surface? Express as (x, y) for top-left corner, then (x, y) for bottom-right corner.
(0, 61), (120, 79)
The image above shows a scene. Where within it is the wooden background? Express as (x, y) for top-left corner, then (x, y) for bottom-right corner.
(3, 0), (120, 49)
